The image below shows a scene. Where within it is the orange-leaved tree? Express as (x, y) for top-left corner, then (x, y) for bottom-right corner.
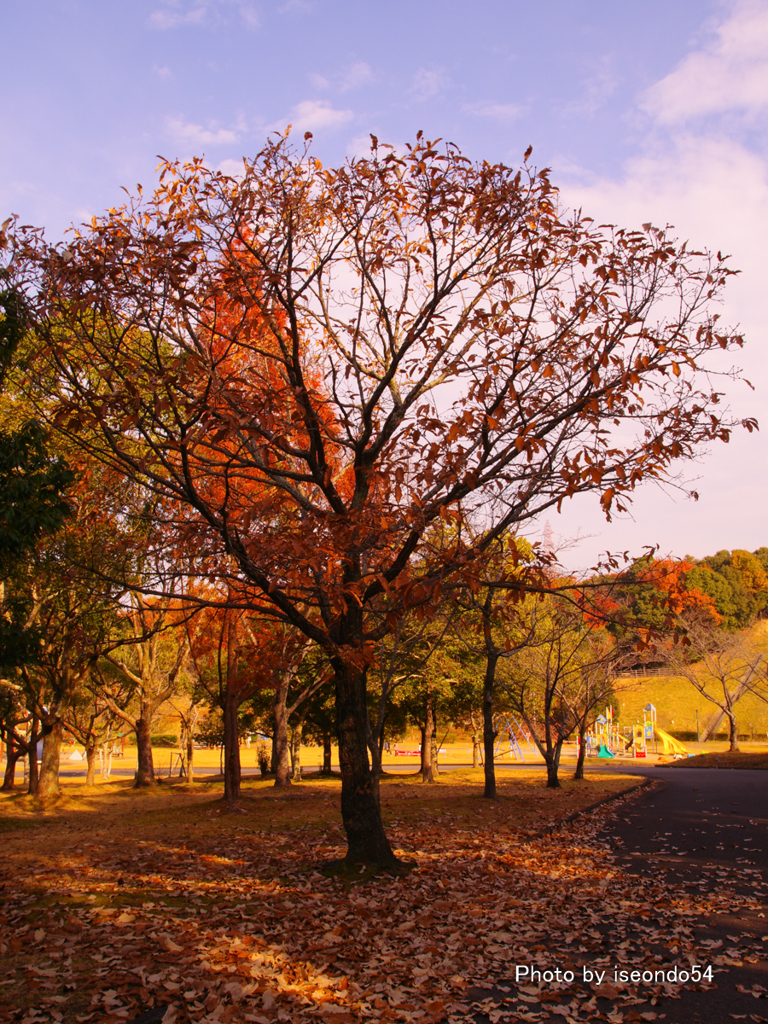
(16, 132), (752, 867)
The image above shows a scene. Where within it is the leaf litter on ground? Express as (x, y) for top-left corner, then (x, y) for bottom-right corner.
(0, 769), (764, 1024)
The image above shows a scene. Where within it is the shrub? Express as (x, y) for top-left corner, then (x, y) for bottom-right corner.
(256, 743), (270, 776)
(124, 733), (178, 747)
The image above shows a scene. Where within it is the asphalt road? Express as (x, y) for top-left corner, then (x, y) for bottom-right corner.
(469, 765), (768, 1024)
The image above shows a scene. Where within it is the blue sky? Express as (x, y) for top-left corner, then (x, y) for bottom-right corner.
(3, 0), (767, 569)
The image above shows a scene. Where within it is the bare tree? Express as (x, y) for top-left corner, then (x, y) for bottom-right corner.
(665, 620), (767, 751)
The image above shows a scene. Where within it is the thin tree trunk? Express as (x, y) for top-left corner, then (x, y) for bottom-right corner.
(134, 714), (155, 787)
(727, 709), (740, 752)
(222, 686), (241, 803)
(272, 671), (292, 788)
(545, 747), (563, 788)
(85, 740), (97, 786)
(186, 730), (194, 783)
(421, 694), (436, 784)
(574, 720), (588, 780)
(27, 718), (40, 796)
(290, 717), (304, 781)
(472, 730), (481, 769)
(322, 731), (332, 773)
(482, 651), (499, 800)
(223, 616), (242, 803)
(37, 720), (63, 801)
(334, 657), (398, 868)
(2, 734), (21, 790)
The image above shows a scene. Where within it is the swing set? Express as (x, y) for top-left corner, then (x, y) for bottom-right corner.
(493, 716), (537, 761)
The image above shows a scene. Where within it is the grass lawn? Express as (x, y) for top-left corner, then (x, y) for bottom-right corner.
(667, 749), (768, 769)
(0, 768), (636, 1023)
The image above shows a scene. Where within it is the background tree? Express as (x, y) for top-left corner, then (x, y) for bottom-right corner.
(0, 277), (72, 586)
(1, 470), (130, 799)
(21, 134), (750, 867)
(367, 603), (457, 787)
(446, 533), (543, 799)
(664, 618), (767, 750)
(63, 691), (121, 786)
(686, 549), (768, 628)
(499, 598), (627, 788)
(94, 596), (190, 787)
(0, 686), (28, 790)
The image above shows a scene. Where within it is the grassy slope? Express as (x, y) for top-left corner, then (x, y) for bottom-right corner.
(615, 674), (768, 737)
(615, 622), (768, 738)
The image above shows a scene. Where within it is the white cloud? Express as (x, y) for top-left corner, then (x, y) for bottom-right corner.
(551, 2), (768, 568)
(149, 1), (208, 29)
(561, 61), (618, 117)
(345, 133), (380, 159)
(217, 158), (247, 179)
(276, 100), (354, 134)
(339, 61), (374, 92)
(308, 62), (374, 94)
(462, 102), (526, 123)
(237, 4), (260, 29)
(410, 67), (448, 102)
(643, 0), (768, 122)
(153, 65), (172, 79)
(560, 133), (768, 342)
(167, 117), (240, 147)
(148, 0), (259, 31)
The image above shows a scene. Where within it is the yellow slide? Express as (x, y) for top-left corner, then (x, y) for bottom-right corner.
(655, 727), (689, 758)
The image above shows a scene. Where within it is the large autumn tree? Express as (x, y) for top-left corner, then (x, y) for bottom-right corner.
(16, 133), (751, 867)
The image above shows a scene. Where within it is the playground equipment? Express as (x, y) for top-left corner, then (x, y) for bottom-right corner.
(494, 716), (537, 761)
(644, 703), (656, 753)
(590, 701), (691, 760)
(587, 706), (625, 757)
(631, 723), (647, 758)
(654, 726), (690, 758)
(625, 704), (691, 759)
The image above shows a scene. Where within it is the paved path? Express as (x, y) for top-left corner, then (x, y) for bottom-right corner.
(598, 765), (768, 1023)
(469, 765), (768, 1024)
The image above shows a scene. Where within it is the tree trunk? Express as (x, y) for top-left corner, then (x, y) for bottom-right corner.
(27, 718), (40, 796)
(2, 735), (22, 791)
(334, 658), (398, 868)
(85, 740), (97, 786)
(272, 671), (292, 788)
(472, 730), (482, 769)
(421, 694), (436, 784)
(545, 739), (563, 789)
(322, 730), (332, 774)
(290, 717), (303, 781)
(37, 720), (63, 802)
(727, 709), (740, 752)
(574, 720), (587, 781)
(186, 730), (194, 783)
(134, 715), (155, 787)
(482, 651), (499, 800)
(222, 616), (242, 803)
(222, 685), (241, 804)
